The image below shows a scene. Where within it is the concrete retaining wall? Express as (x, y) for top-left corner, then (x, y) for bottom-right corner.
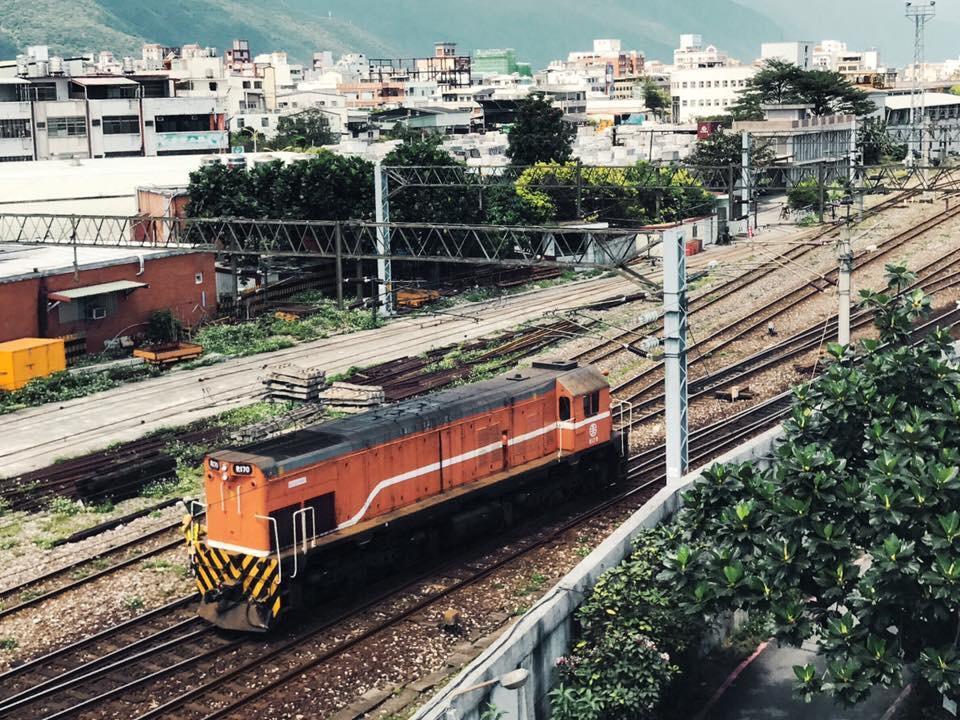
(413, 425), (784, 720)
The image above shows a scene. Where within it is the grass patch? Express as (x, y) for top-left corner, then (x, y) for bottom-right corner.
(47, 497), (84, 516)
(0, 638), (17, 651)
(516, 572), (548, 597)
(123, 596), (145, 611)
(143, 559), (191, 577)
(0, 365), (161, 416)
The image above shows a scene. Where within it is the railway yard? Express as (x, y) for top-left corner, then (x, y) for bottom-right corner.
(2, 185), (960, 719)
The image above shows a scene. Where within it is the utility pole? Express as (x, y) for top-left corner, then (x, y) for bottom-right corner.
(740, 132), (752, 230)
(838, 201), (854, 345)
(906, 1), (936, 166)
(663, 231), (688, 483)
(373, 161), (394, 315)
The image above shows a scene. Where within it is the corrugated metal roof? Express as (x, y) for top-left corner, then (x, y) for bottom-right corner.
(885, 93), (960, 110)
(48, 279), (148, 301)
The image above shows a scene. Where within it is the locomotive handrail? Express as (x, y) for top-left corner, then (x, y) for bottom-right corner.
(255, 514), (282, 585)
(611, 399), (633, 456)
(290, 507), (317, 579)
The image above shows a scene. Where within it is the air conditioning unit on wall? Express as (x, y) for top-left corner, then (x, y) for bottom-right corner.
(89, 306), (107, 320)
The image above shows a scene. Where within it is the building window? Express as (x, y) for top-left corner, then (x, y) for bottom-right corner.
(102, 115), (140, 134)
(0, 119), (31, 139)
(155, 115), (209, 132)
(47, 116), (87, 138)
(209, 82), (218, 91)
(583, 391), (600, 417)
(236, 117), (245, 128)
(254, 81), (262, 89)
(559, 397), (571, 421)
(261, 117), (269, 127)
(32, 83), (57, 101)
(682, 81), (688, 88)
(194, 272), (204, 284)
(242, 81), (251, 89)
(723, 80), (729, 87)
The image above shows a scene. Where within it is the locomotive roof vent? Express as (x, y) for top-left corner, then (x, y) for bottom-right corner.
(532, 359), (579, 371)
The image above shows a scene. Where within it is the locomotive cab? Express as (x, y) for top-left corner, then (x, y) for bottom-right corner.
(549, 363), (613, 453)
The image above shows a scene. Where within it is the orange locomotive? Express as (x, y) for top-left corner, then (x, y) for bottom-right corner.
(184, 360), (624, 631)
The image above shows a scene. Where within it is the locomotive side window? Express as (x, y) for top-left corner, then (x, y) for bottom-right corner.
(308, 493), (337, 534)
(583, 391), (600, 417)
(559, 397), (571, 421)
(270, 503), (299, 550)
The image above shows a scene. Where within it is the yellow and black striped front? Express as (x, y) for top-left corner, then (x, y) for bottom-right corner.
(184, 519), (283, 632)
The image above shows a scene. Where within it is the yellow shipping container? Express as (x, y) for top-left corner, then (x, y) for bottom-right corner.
(0, 338), (67, 391)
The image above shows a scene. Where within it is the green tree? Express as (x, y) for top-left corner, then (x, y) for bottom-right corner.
(230, 127), (266, 153)
(643, 80), (670, 121)
(732, 60), (875, 120)
(786, 178), (821, 211)
(185, 162), (257, 218)
(671, 264), (960, 709)
(383, 136), (482, 224)
(268, 108), (337, 149)
(186, 152), (373, 220)
(686, 130), (775, 169)
(515, 162), (713, 225)
(858, 117), (908, 165)
(506, 92), (576, 166)
(481, 183), (552, 226)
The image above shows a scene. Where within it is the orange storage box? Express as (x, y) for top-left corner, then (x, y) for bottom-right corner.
(0, 338), (67, 391)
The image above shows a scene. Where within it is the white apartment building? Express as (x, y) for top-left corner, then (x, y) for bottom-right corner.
(673, 34), (733, 69)
(0, 67), (227, 162)
(670, 66), (756, 122)
(761, 42), (813, 70)
(813, 41), (880, 73)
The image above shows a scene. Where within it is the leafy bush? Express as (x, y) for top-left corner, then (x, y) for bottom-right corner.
(146, 310), (182, 344)
(550, 528), (705, 720)
(48, 496), (85, 516)
(553, 263), (960, 715)
(664, 264), (960, 709)
(195, 302), (379, 358)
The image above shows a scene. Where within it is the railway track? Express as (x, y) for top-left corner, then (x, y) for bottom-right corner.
(4, 308), (954, 720)
(0, 521), (183, 621)
(606, 195), (960, 416)
(614, 247), (960, 427)
(571, 188), (921, 366)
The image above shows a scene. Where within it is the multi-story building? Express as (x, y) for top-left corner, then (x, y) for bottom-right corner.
(474, 49), (519, 78)
(670, 66), (756, 122)
(882, 92), (960, 161)
(0, 52), (228, 162)
(760, 41), (813, 70)
(733, 105), (857, 165)
(673, 34), (733, 70)
(566, 39), (644, 81)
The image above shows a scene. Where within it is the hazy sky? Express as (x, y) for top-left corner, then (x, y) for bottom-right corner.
(734, 0), (960, 65)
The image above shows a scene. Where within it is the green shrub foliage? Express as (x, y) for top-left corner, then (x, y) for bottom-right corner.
(552, 263), (960, 714)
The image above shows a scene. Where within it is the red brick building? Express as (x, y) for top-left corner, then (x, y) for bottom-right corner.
(0, 243), (217, 354)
